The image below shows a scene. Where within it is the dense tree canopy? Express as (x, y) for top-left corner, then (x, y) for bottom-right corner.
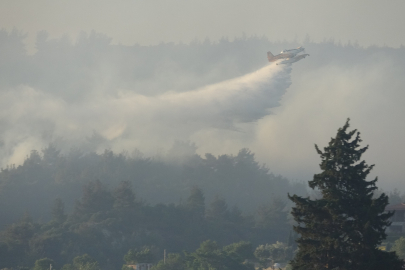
(0, 179), (291, 269)
(0, 147), (305, 230)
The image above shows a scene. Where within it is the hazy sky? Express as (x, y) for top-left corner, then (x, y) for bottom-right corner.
(1, 0), (405, 52)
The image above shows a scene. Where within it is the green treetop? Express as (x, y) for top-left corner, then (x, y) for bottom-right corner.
(33, 258), (54, 270)
(124, 246), (156, 265)
(391, 237), (405, 260)
(288, 119), (403, 270)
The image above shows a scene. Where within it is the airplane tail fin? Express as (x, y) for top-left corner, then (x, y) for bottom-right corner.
(267, 51), (274, 62)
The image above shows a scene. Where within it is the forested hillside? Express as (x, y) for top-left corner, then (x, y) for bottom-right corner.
(0, 145), (306, 228)
(0, 147), (297, 269)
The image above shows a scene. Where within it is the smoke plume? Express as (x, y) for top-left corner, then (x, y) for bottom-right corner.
(0, 62), (292, 166)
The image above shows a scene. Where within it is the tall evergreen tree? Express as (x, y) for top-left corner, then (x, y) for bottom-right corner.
(113, 181), (136, 209)
(186, 186), (205, 221)
(206, 196), (229, 221)
(73, 180), (114, 219)
(288, 119), (403, 270)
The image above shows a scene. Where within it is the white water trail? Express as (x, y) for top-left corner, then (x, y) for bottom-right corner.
(0, 63), (292, 165)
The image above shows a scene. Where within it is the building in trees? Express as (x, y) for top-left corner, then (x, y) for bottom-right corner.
(125, 263), (153, 270)
(123, 246), (156, 270)
(288, 119), (403, 270)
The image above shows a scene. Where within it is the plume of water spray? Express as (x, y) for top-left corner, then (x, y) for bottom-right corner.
(0, 63), (292, 166)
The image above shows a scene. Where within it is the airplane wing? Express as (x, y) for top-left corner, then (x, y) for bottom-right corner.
(276, 54), (309, 65)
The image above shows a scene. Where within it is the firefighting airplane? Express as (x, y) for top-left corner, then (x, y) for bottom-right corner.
(267, 46), (308, 65)
(267, 46), (305, 62)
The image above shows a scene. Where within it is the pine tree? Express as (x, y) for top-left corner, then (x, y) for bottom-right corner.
(113, 181), (136, 209)
(288, 119), (403, 270)
(51, 198), (67, 223)
(206, 196), (229, 221)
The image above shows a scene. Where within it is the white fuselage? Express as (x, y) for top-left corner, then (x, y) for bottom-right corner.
(280, 47), (305, 56)
(267, 47), (305, 62)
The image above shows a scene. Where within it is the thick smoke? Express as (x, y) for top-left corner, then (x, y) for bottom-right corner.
(0, 53), (291, 166)
(5, 30), (404, 192)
